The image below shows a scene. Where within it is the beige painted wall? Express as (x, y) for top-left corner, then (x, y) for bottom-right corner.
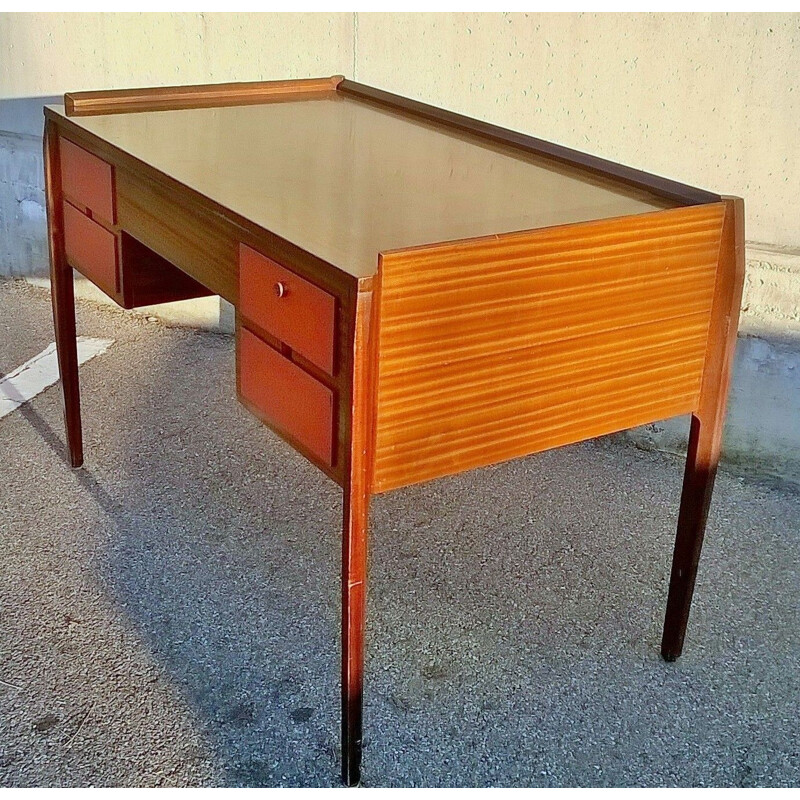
(0, 13), (354, 95)
(2, 12), (797, 249)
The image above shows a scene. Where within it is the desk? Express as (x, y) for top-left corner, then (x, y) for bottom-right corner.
(43, 76), (744, 785)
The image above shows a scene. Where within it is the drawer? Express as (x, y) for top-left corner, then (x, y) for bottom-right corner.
(63, 201), (118, 298)
(239, 327), (334, 466)
(60, 138), (116, 224)
(239, 244), (335, 375)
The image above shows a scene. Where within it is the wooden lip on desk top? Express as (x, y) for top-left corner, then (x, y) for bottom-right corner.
(337, 80), (720, 208)
(46, 76), (722, 285)
(65, 75), (344, 116)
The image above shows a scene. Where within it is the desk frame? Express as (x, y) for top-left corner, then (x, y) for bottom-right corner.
(43, 76), (744, 785)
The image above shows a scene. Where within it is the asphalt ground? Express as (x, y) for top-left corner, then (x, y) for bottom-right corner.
(1, 277), (799, 787)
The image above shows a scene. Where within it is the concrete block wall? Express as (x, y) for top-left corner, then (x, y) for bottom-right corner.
(1, 12), (798, 482)
(0, 133), (46, 277)
(0, 97), (54, 276)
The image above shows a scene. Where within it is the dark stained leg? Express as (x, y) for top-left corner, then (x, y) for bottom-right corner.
(341, 480), (369, 786)
(341, 287), (374, 786)
(661, 413), (719, 660)
(661, 198), (745, 661)
(44, 121), (83, 468)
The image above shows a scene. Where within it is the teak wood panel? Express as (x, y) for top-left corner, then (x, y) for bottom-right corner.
(371, 203), (727, 493)
(59, 137), (116, 224)
(239, 328), (334, 466)
(63, 200), (118, 298)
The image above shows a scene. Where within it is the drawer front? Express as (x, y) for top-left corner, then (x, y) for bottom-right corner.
(239, 328), (334, 466)
(63, 201), (118, 298)
(239, 244), (335, 375)
(60, 138), (116, 224)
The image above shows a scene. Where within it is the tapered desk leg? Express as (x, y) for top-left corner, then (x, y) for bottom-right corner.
(341, 286), (374, 786)
(661, 197), (744, 661)
(342, 480), (369, 786)
(661, 413), (719, 660)
(44, 121), (83, 468)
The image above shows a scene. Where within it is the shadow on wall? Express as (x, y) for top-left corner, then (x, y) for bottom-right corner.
(0, 96), (60, 278)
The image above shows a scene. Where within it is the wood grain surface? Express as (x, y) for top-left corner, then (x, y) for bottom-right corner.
(115, 164), (241, 304)
(372, 204), (727, 493)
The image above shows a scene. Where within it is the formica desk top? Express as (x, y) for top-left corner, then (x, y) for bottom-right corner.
(48, 94), (672, 279)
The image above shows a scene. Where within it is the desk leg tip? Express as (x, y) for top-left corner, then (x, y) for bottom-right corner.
(341, 748), (362, 787)
(342, 767), (361, 787)
(661, 650), (679, 663)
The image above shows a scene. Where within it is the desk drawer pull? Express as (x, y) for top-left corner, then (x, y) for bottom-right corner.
(239, 244), (335, 375)
(60, 138), (115, 224)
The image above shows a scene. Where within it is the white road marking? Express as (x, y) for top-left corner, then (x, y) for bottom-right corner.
(0, 338), (114, 420)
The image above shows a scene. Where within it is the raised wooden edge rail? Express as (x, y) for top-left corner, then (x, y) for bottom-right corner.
(65, 75), (344, 116)
(337, 79), (721, 207)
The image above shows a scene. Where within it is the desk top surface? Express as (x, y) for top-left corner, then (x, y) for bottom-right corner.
(52, 94), (673, 278)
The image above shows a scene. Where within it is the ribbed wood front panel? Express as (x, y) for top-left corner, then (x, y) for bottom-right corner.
(372, 204), (726, 493)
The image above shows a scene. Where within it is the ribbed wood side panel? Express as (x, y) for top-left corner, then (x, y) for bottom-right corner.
(372, 204), (726, 493)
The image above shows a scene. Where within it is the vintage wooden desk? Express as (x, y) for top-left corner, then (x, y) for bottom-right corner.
(43, 76), (744, 785)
